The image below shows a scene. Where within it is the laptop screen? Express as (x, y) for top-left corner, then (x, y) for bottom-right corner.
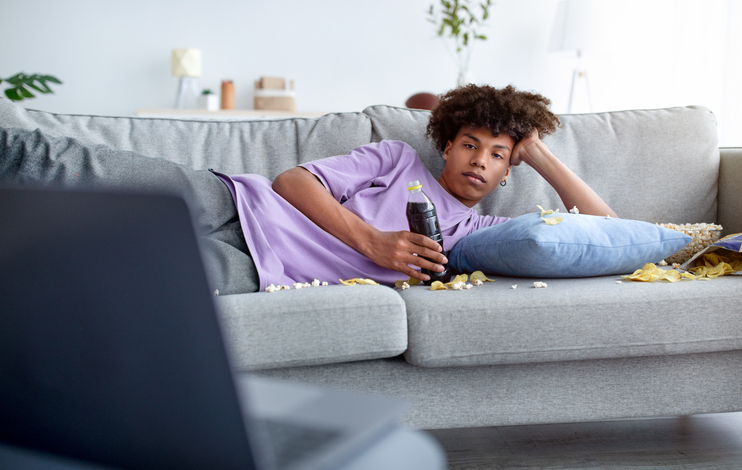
(0, 186), (256, 470)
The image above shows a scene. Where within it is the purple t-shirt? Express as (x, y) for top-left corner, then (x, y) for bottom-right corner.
(215, 140), (509, 290)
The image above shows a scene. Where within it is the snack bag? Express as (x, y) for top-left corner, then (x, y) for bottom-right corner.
(680, 233), (742, 275)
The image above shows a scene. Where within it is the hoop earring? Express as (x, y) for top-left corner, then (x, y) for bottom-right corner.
(500, 180), (507, 187)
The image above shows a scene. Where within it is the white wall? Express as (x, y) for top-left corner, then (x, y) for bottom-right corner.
(1, 0), (739, 144)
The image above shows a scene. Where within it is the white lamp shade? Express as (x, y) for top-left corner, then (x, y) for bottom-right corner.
(548, 0), (612, 54)
(171, 49), (202, 77)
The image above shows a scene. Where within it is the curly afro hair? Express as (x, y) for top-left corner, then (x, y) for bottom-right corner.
(426, 84), (560, 152)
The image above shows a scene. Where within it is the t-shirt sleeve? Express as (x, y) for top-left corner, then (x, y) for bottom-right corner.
(299, 141), (407, 203)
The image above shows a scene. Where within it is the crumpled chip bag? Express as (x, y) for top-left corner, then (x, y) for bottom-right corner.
(622, 234), (742, 283)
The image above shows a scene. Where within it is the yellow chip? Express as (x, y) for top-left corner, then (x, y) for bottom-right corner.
(339, 277), (379, 286)
(661, 270), (681, 283)
(429, 281), (448, 291)
(542, 216), (563, 225)
(537, 205), (553, 217)
(681, 271), (696, 280)
(470, 271), (496, 282)
(395, 277), (423, 288)
(445, 274), (468, 286)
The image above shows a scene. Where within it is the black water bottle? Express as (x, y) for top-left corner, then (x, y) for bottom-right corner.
(406, 180), (450, 284)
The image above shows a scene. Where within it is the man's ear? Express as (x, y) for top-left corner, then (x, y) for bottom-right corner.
(442, 141), (453, 161)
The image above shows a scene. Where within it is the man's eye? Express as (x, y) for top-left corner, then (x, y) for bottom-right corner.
(492, 153), (503, 159)
(465, 144), (476, 149)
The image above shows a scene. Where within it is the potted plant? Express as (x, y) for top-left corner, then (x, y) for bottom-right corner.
(1, 73), (62, 101)
(427, 0), (493, 86)
(198, 89), (219, 111)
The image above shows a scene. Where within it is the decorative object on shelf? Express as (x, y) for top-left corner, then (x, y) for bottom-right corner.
(254, 76), (295, 111)
(405, 92), (440, 110)
(198, 89), (219, 111)
(172, 48), (202, 109)
(1, 73), (62, 101)
(427, 0), (493, 87)
(548, 0), (613, 113)
(221, 80), (235, 110)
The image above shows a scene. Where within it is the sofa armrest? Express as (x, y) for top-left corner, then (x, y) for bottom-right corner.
(718, 148), (742, 235)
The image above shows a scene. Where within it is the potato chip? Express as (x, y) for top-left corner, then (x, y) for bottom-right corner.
(537, 205), (553, 217)
(470, 271), (496, 283)
(543, 217), (564, 225)
(395, 277), (422, 288)
(339, 278), (379, 286)
(445, 274), (468, 287)
(661, 270), (681, 283)
(429, 281), (448, 291)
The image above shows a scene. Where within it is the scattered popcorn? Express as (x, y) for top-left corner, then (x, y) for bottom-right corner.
(672, 263), (681, 269)
(401, 281), (410, 290)
(280, 285), (291, 290)
(658, 260), (668, 266)
(616, 281), (622, 284)
(605, 215), (611, 219)
(302, 282), (311, 288)
(452, 282), (464, 290)
(265, 284), (279, 293)
(293, 282), (304, 289)
(569, 206), (579, 214)
(311, 279), (321, 287)
(474, 279), (483, 286)
(533, 281), (548, 288)
(321, 281), (329, 286)
(213, 289), (219, 296)
(464, 283), (473, 289)
(510, 284), (517, 289)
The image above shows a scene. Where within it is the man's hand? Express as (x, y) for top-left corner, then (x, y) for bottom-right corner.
(510, 129), (542, 167)
(362, 230), (448, 282)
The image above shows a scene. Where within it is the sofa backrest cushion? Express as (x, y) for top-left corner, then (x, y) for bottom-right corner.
(364, 104), (720, 225)
(0, 99), (372, 180)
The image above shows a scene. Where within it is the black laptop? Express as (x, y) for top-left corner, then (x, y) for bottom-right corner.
(0, 186), (405, 470)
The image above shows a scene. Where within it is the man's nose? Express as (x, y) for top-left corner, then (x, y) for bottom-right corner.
(470, 151), (486, 168)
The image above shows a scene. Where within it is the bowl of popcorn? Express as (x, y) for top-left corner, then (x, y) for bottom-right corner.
(658, 223), (723, 264)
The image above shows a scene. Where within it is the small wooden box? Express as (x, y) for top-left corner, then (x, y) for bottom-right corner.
(254, 96), (295, 111)
(258, 76), (286, 90)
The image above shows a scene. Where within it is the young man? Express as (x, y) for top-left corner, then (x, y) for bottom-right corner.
(0, 85), (615, 293)
(218, 85), (616, 289)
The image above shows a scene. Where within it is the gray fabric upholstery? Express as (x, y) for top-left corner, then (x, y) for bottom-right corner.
(0, 99), (373, 179)
(251, 351), (742, 429)
(215, 285), (407, 370)
(400, 274), (742, 368)
(719, 148), (742, 235)
(364, 105), (719, 225)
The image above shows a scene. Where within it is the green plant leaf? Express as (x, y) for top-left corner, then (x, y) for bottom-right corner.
(18, 86), (35, 98)
(5, 88), (22, 101)
(40, 75), (62, 84)
(478, 34), (487, 40)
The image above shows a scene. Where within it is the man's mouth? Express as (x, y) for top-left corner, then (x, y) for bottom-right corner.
(463, 172), (485, 183)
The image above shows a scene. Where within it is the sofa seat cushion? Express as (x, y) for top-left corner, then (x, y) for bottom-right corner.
(401, 274), (742, 367)
(215, 285), (407, 371)
(0, 99), (372, 179)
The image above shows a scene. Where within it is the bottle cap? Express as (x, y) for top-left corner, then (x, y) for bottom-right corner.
(407, 180), (422, 191)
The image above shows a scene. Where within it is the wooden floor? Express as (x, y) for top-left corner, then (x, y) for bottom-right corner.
(427, 412), (742, 469)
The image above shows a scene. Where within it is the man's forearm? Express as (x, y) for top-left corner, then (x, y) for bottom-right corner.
(272, 166), (378, 256)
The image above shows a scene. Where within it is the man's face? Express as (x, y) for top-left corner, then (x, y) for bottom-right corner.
(437, 127), (514, 208)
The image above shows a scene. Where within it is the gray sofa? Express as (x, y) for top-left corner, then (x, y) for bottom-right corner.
(2, 98), (741, 430)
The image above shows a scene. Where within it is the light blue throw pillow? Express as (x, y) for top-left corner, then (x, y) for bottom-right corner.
(448, 213), (692, 278)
